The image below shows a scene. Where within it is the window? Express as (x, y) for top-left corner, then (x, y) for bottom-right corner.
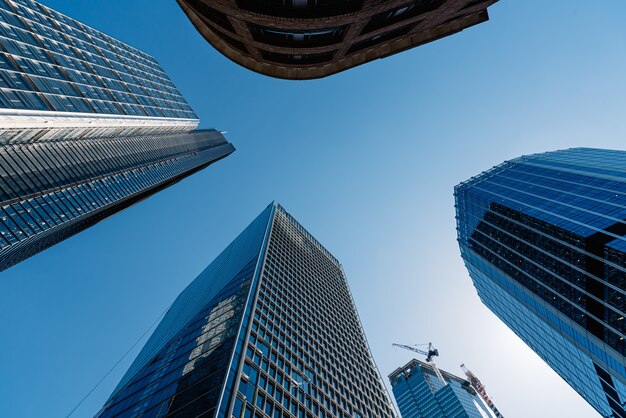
(259, 50), (335, 66)
(213, 27), (249, 54)
(249, 24), (345, 48)
(185, 0), (235, 32)
(235, 0), (363, 19)
(361, 0), (443, 34)
(348, 23), (417, 54)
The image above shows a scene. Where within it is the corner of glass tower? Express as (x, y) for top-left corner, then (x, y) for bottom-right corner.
(0, 0), (234, 271)
(389, 359), (498, 418)
(455, 148), (626, 418)
(99, 203), (398, 418)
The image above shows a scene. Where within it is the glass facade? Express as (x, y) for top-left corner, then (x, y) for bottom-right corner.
(0, 0), (234, 271)
(389, 359), (494, 418)
(98, 203), (397, 418)
(455, 148), (626, 418)
(0, 0), (198, 141)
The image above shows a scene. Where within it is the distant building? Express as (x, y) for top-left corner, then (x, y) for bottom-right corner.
(389, 358), (495, 418)
(456, 148), (626, 417)
(177, 0), (499, 79)
(98, 203), (397, 418)
(0, 0), (233, 270)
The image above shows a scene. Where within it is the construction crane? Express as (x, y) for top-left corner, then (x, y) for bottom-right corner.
(461, 364), (504, 418)
(392, 342), (446, 384)
(393, 342), (439, 362)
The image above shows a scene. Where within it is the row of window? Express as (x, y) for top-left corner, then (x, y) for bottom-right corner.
(471, 270), (617, 416)
(0, 123), (195, 146)
(466, 205), (625, 353)
(0, 131), (215, 202)
(0, 47), (194, 116)
(465, 247), (626, 387)
(3, 0), (170, 83)
(254, 275), (372, 385)
(0, 2), (196, 117)
(193, 0), (481, 66)
(233, 213), (395, 418)
(0, 147), (220, 261)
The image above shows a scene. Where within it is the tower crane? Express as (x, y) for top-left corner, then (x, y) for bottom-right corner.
(392, 342), (446, 384)
(460, 364), (504, 418)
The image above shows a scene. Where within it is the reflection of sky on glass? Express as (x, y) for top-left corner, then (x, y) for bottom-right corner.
(1, 0), (625, 416)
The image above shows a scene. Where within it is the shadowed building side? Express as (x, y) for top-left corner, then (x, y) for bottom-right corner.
(177, 0), (498, 79)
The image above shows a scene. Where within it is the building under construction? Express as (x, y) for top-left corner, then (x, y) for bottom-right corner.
(389, 358), (501, 418)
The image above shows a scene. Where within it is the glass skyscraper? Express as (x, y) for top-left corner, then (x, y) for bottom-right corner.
(0, 0), (234, 270)
(455, 148), (626, 418)
(97, 203), (397, 418)
(389, 359), (495, 418)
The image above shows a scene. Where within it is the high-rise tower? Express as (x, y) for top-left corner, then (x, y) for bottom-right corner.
(455, 148), (626, 417)
(389, 359), (497, 418)
(0, 0), (234, 270)
(98, 203), (397, 418)
(177, 0), (499, 80)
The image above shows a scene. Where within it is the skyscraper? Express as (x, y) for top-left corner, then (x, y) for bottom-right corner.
(98, 203), (397, 418)
(177, 0), (499, 80)
(455, 148), (626, 418)
(389, 359), (496, 418)
(0, 0), (234, 271)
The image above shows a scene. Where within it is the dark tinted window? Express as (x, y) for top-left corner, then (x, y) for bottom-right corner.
(236, 0), (362, 19)
(260, 50), (335, 65)
(249, 24), (345, 48)
(361, 0), (443, 34)
(349, 23), (417, 54)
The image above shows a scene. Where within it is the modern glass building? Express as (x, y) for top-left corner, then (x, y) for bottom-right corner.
(0, 0), (234, 270)
(389, 359), (495, 418)
(455, 148), (626, 418)
(97, 203), (397, 418)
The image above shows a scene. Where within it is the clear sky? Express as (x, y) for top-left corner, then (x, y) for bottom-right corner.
(1, 0), (625, 417)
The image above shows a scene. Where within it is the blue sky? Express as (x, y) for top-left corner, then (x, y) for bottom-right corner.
(2, 0), (626, 417)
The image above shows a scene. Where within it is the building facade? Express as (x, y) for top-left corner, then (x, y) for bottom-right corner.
(97, 203), (397, 418)
(177, 0), (499, 80)
(0, 0), (234, 270)
(455, 148), (626, 418)
(389, 359), (494, 418)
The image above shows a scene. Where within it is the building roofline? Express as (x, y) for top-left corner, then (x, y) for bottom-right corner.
(388, 358), (474, 391)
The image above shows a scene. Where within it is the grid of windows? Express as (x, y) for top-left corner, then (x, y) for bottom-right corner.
(178, 0), (499, 79)
(229, 208), (396, 418)
(110, 206), (274, 403)
(100, 204), (396, 418)
(468, 262), (613, 415)
(0, 0), (195, 117)
(0, 130), (227, 203)
(0, 0), (234, 271)
(0, 0), (198, 140)
(389, 359), (492, 418)
(455, 148), (626, 418)
(0, 114), (196, 145)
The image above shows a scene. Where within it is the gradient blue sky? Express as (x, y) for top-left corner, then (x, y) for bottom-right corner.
(2, 0), (626, 417)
